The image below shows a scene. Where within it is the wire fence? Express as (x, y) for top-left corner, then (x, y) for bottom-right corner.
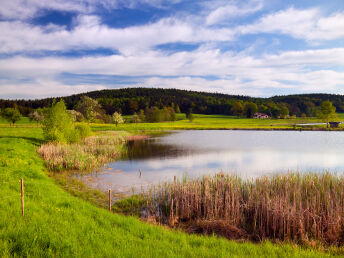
(0, 178), (113, 215)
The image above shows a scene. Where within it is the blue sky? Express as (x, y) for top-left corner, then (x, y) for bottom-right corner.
(0, 0), (343, 99)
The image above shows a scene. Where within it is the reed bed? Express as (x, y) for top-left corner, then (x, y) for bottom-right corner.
(146, 172), (344, 245)
(38, 132), (126, 171)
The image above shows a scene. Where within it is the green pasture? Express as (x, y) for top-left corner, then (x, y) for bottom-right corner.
(0, 126), (342, 257)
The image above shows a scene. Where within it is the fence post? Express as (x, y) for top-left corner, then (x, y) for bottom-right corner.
(108, 189), (112, 211)
(21, 178), (24, 216)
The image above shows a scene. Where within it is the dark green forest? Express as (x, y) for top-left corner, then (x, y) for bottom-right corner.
(1, 88), (344, 117)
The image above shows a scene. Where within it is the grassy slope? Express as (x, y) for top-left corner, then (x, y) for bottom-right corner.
(0, 127), (341, 257)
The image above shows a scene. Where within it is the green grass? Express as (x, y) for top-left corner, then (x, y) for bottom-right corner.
(91, 114), (344, 132)
(1, 127), (342, 256)
(2, 113), (344, 131)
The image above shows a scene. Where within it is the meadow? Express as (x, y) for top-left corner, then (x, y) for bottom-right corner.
(94, 113), (344, 132)
(1, 117), (344, 256)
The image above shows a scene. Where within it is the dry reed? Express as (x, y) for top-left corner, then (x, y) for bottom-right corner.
(39, 133), (126, 171)
(146, 172), (344, 245)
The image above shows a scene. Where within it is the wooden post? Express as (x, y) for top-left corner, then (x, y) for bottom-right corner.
(108, 189), (112, 211)
(21, 178), (24, 216)
(139, 168), (142, 178)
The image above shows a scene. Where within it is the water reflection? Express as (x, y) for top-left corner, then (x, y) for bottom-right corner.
(81, 130), (344, 194)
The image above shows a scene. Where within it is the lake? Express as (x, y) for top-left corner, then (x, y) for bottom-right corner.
(80, 130), (344, 194)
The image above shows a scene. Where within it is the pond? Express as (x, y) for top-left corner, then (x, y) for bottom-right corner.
(80, 130), (344, 194)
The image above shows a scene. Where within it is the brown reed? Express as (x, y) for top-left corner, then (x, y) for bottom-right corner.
(146, 172), (344, 245)
(38, 133), (126, 171)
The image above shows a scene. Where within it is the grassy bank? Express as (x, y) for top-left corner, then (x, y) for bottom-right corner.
(1, 127), (342, 256)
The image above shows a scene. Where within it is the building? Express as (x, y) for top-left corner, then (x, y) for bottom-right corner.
(253, 113), (270, 119)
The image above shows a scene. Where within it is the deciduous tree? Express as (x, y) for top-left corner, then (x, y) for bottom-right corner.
(317, 100), (338, 128)
(1, 108), (22, 126)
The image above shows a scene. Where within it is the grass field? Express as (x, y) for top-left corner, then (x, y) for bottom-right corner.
(1, 126), (342, 257)
(2, 113), (344, 131)
(93, 113), (344, 131)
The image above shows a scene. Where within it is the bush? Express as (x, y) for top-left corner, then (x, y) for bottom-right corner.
(43, 100), (76, 143)
(75, 123), (93, 140)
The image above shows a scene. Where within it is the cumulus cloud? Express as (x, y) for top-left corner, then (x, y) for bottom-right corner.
(1, 47), (343, 98)
(0, 16), (236, 55)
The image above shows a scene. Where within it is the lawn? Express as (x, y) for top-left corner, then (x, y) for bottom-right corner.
(0, 126), (341, 257)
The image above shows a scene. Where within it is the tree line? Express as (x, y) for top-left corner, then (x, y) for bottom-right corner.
(1, 88), (343, 118)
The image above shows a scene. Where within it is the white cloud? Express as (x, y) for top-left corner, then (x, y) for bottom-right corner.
(0, 79), (107, 99)
(0, 16), (236, 55)
(1, 47), (343, 98)
(0, 0), (181, 20)
(206, 0), (263, 25)
(239, 7), (344, 41)
(1, 2), (344, 98)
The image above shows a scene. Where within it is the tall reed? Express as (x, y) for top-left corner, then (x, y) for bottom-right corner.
(146, 172), (344, 245)
(39, 132), (126, 171)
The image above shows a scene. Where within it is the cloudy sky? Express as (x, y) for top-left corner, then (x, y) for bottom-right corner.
(0, 0), (344, 99)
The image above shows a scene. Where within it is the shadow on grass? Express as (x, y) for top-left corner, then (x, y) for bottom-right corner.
(0, 136), (45, 146)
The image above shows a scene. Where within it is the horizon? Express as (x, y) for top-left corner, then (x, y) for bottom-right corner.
(0, 0), (344, 99)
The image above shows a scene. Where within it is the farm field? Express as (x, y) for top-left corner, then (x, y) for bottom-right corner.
(0, 125), (342, 257)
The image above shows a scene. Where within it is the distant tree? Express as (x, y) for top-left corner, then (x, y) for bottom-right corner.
(186, 109), (194, 122)
(258, 104), (269, 114)
(75, 96), (102, 122)
(175, 105), (181, 113)
(266, 102), (281, 118)
(112, 112), (124, 127)
(67, 110), (84, 122)
(278, 104), (289, 119)
(138, 109), (146, 122)
(131, 112), (140, 124)
(42, 100), (76, 143)
(244, 102), (258, 118)
(1, 108), (22, 126)
(230, 101), (244, 116)
(29, 109), (44, 126)
(317, 100), (338, 128)
(305, 102), (317, 117)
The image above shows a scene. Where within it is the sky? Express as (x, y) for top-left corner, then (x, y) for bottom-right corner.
(0, 0), (344, 99)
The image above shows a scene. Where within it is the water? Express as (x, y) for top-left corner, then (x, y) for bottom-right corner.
(80, 130), (344, 194)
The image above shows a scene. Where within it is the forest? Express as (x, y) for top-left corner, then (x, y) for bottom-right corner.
(1, 88), (344, 117)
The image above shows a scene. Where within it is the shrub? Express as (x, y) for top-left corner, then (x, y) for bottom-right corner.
(75, 123), (93, 140)
(42, 100), (76, 143)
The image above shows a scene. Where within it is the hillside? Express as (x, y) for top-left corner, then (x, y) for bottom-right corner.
(1, 88), (344, 116)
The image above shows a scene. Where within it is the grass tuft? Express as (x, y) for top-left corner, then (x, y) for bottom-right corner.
(38, 132), (126, 171)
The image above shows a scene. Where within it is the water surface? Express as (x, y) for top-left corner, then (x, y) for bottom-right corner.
(81, 130), (344, 194)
